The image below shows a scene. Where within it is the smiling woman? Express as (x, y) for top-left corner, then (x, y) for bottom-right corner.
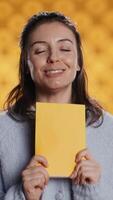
(5, 12), (102, 124)
(0, 11), (113, 200)
(27, 22), (80, 99)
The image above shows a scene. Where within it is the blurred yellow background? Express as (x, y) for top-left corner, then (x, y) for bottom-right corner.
(0, 0), (113, 113)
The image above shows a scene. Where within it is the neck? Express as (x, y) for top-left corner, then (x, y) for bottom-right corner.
(36, 86), (72, 104)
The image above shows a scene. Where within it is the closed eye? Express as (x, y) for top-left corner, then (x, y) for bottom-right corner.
(60, 49), (71, 52)
(35, 50), (46, 54)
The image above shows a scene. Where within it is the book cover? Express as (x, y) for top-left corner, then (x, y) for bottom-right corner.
(35, 102), (86, 177)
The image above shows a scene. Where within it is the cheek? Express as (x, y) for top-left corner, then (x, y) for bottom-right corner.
(65, 56), (78, 80)
(63, 55), (78, 71)
(28, 58), (45, 81)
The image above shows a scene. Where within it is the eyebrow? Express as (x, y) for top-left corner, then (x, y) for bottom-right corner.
(30, 38), (73, 47)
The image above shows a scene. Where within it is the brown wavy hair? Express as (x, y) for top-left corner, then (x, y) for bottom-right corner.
(4, 11), (103, 126)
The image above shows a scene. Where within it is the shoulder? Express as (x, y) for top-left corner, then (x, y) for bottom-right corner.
(87, 110), (113, 134)
(0, 110), (29, 142)
(0, 110), (12, 126)
(0, 110), (23, 127)
(101, 110), (113, 128)
(0, 111), (12, 141)
(103, 110), (113, 122)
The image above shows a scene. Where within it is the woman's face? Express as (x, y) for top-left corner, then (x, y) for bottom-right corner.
(27, 21), (80, 93)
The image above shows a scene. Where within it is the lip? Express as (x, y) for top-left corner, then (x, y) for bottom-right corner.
(44, 68), (66, 78)
(44, 68), (66, 72)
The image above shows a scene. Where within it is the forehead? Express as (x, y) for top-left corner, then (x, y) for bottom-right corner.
(29, 21), (76, 43)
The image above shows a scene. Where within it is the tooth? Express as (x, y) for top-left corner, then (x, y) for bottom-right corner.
(46, 69), (64, 74)
(46, 69), (64, 71)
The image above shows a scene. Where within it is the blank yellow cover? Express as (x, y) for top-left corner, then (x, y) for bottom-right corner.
(35, 102), (86, 177)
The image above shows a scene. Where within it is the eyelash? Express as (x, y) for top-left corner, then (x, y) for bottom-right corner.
(60, 49), (71, 52)
(34, 49), (71, 54)
(35, 50), (46, 54)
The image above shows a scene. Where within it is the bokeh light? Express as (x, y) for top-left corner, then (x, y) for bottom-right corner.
(0, 0), (113, 114)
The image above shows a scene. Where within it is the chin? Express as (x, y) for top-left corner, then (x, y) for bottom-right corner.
(46, 84), (70, 93)
(46, 87), (63, 94)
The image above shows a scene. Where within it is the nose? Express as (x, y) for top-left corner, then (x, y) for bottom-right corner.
(47, 49), (59, 63)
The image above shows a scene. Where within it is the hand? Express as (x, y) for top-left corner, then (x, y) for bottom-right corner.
(70, 148), (101, 185)
(22, 155), (49, 200)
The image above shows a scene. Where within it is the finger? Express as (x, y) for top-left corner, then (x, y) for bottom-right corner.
(70, 160), (96, 179)
(23, 171), (48, 186)
(74, 170), (86, 185)
(31, 177), (45, 190)
(78, 167), (93, 179)
(78, 171), (89, 185)
(25, 179), (44, 190)
(27, 155), (48, 168)
(23, 182), (42, 200)
(23, 171), (45, 183)
(76, 159), (101, 175)
(79, 173), (85, 185)
(70, 165), (77, 179)
(23, 180), (34, 193)
(31, 187), (42, 199)
(70, 162), (83, 179)
(72, 166), (99, 185)
(35, 187), (43, 199)
(76, 159), (98, 170)
(80, 171), (94, 184)
(30, 166), (49, 184)
(75, 148), (95, 163)
(22, 166), (49, 185)
(76, 169), (98, 185)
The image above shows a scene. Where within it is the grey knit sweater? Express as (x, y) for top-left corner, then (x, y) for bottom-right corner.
(0, 110), (113, 200)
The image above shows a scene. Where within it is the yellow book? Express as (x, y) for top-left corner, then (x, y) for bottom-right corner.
(35, 102), (86, 177)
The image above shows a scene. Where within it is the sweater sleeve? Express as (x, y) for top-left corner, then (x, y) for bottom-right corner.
(72, 182), (104, 200)
(0, 182), (26, 200)
(0, 112), (27, 200)
(0, 166), (25, 200)
(4, 185), (26, 200)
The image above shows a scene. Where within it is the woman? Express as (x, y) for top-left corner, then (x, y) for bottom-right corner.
(0, 11), (113, 200)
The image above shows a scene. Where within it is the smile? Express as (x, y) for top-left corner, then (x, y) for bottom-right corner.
(44, 69), (66, 76)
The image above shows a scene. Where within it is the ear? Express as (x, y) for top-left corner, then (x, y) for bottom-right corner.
(27, 59), (33, 69)
(27, 59), (35, 81)
(77, 65), (80, 71)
